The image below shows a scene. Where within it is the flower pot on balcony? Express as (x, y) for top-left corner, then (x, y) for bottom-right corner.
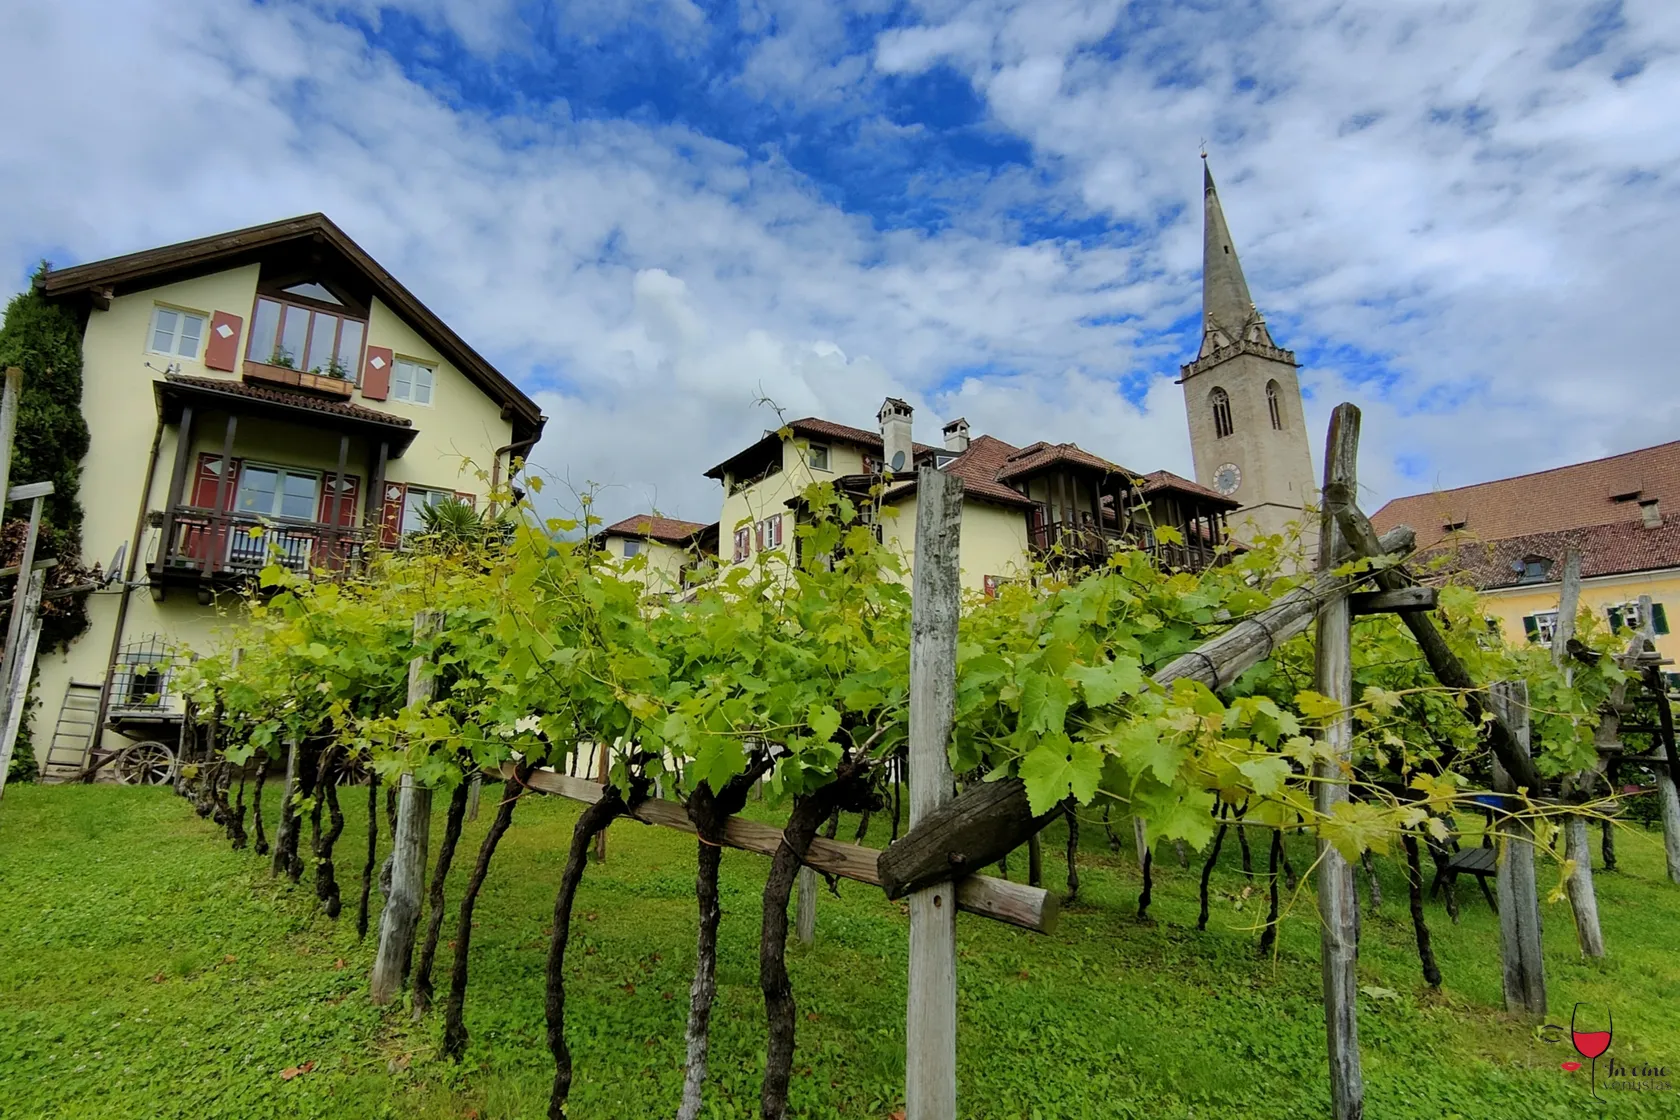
(242, 360), (355, 399)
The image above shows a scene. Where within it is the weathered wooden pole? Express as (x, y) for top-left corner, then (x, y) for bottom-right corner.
(371, 609), (442, 1004)
(795, 867), (817, 945)
(593, 744), (609, 863)
(271, 738), (300, 878)
(1489, 681), (1547, 1017)
(1552, 551), (1605, 956)
(906, 466), (962, 1120)
(0, 569), (44, 799)
(1313, 403), (1364, 1120)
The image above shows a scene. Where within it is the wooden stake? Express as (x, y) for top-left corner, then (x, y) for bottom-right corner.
(371, 610), (442, 1004)
(906, 466), (962, 1120)
(1489, 681), (1547, 1017)
(1313, 403), (1364, 1120)
(594, 744), (609, 863)
(271, 738), (299, 878)
(1552, 551), (1606, 955)
(795, 867), (817, 945)
(0, 569), (43, 799)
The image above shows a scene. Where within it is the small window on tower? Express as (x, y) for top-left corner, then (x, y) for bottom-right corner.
(1210, 387), (1234, 439)
(1267, 380), (1284, 430)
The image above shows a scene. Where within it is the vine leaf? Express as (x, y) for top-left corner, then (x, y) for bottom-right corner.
(1020, 732), (1102, 815)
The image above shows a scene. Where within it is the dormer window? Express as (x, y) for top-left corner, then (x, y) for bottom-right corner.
(1515, 555), (1553, 584)
(247, 295), (365, 378)
(1443, 519), (1467, 532)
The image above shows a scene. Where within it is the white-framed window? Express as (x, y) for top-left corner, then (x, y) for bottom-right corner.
(622, 538), (641, 558)
(391, 358), (435, 405)
(1531, 610), (1559, 645)
(150, 306), (207, 360)
(732, 527), (751, 563)
(235, 464), (319, 521)
(807, 443), (830, 471)
(756, 515), (783, 551)
(401, 486), (454, 535)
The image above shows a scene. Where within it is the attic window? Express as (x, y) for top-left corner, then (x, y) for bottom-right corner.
(1442, 518), (1467, 532)
(1514, 555), (1553, 584)
(282, 282), (343, 305)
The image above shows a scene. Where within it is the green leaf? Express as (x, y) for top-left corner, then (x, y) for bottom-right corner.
(1237, 756), (1291, 798)
(1018, 671), (1073, 735)
(808, 703), (841, 743)
(1019, 733), (1103, 814)
(1066, 656), (1143, 709)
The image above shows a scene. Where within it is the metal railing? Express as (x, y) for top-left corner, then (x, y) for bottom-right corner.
(158, 507), (367, 577)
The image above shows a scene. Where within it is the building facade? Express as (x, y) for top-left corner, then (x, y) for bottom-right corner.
(597, 515), (717, 595)
(1372, 441), (1680, 668)
(29, 214), (544, 774)
(1180, 160), (1316, 546)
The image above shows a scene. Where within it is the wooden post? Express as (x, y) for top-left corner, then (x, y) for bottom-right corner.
(271, 738), (300, 878)
(795, 867), (817, 945)
(593, 744), (609, 863)
(466, 775), (482, 823)
(906, 466), (962, 1120)
(0, 369), (20, 524)
(1489, 681), (1547, 1017)
(371, 610), (443, 1004)
(1552, 551), (1606, 955)
(0, 569), (44, 799)
(1313, 404), (1364, 1120)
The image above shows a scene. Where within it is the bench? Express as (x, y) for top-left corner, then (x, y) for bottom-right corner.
(1431, 844), (1498, 913)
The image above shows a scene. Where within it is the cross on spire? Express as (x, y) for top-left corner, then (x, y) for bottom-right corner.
(1200, 159), (1275, 357)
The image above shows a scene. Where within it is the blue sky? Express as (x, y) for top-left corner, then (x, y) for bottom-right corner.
(3, 0), (1679, 525)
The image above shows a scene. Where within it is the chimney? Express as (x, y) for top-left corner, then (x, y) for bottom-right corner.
(942, 417), (970, 453)
(878, 397), (914, 475)
(1642, 499), (1663, 529)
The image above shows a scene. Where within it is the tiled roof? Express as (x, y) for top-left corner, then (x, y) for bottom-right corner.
(166, 373), (412, 427)
(1139, 470), (1241, 509)
(704, 416), (937, 479)
(602, 514), (710, 545)
(1371, 440), (1680, 550)
(937, 435), (1040, 508)
(996, 441), (1138, 481)
(1423, 519), (1680, 590)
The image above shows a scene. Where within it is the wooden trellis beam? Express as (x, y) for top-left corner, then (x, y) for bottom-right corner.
(503, 763), (1059, 934)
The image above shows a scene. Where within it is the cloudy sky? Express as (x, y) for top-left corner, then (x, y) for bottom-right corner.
(3, 1), (1677, 527)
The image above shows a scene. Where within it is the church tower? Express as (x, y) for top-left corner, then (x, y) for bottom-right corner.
(1180, 158), (1315, 545)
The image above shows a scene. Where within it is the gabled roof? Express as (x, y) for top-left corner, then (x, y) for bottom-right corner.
(602, 514), (712, 546)
(39, 213), (544, 443)
(996, 441), (1138, 482)
(704, 416), (938, 480)
(1423, 520), (1680, 591)
(1371, 439), (1680, 550)
(1139, 469), (1241, 509)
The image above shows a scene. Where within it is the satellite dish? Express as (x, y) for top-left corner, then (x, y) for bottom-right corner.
(891, 450), (906, 472)
(105, 542), (127, 586)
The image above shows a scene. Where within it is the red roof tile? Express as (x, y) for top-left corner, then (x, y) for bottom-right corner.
(996, 441), (1138, 481)
(1423, 518), (1680, 590)
(602, 514), (711, 545)
(1371, 440), (1680, 550)
(166, 373), (412, 427)
(1139, 470), (1241, 509)
(704, 416), (938, 479)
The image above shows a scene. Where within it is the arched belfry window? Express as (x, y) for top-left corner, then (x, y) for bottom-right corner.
(1211, 387), (1234, 439)
(1267, 380), (1284, 430)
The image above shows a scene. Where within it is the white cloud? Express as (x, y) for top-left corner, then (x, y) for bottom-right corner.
(3, 0), (1679, 537)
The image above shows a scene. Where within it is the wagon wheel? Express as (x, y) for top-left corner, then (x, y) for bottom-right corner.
(115, 740), (177, 786)
(333, 754), (373, 787)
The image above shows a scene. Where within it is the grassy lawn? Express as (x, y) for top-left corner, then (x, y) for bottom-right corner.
(1, 783), (1677, 1119)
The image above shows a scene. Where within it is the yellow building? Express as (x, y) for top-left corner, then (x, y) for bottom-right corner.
(700, 398), (1239, 595)
(597, 515), (717, 596)
(30, 214), (544, 777)
(1372, 441), (1680, 673)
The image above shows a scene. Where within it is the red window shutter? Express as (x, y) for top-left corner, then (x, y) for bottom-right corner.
(205, 312), (243, 371)
(191, 453), (241, 510)
(379, 482), (406, 547)
(453, 491), (476, 509)
(755, 522), (764, 551)
(318, 474), (362, 527)
(362, 346), (394, 400)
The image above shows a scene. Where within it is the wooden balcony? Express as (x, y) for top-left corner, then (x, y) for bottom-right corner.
(242, 360), (356, 399)
(152, 506), (367, 585)
(1029, 518), (1226, 573)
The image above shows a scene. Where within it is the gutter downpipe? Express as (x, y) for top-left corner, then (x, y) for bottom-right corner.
(489, 430), (541, 516)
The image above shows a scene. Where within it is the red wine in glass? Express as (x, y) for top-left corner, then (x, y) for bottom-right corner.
(1571, 1004), (1612, 1098)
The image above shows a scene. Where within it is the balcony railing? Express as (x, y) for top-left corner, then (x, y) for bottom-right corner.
(156, 507), (367, 579)
(1029, 518), (1225, 573)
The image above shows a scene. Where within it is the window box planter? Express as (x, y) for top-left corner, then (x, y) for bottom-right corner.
(242, 360), (355, 399)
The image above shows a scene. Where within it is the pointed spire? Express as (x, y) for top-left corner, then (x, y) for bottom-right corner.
(1200, 158), (1272, 355)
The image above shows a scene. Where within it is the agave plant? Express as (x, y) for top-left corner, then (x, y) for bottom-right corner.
(416, 497), (486, 543)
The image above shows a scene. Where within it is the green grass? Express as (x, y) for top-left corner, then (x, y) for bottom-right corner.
(1, 784), (1677, 1118)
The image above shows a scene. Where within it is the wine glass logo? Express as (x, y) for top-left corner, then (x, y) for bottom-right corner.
(1571, 1003), (1613, 1099)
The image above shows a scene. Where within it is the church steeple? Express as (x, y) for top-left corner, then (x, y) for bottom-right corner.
(1200, 158), (1274, 357)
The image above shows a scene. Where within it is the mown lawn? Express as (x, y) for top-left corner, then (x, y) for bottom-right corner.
(0, 782), (1676, 1119)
